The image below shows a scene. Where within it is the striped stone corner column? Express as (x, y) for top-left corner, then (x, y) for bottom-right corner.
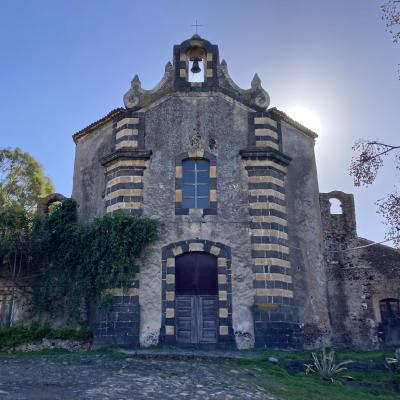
(240, 147), (300, 348)
(248, 114), (281, 150)
(114, 113), (145, 150)
(101, 149), (152, 216)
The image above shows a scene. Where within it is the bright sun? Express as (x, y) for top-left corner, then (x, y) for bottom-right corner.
(285, 106), (322, 133)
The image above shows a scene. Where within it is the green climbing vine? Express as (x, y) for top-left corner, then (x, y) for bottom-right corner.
(0, 199), (158, 323)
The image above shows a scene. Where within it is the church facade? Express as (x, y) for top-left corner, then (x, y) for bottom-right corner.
(68, 36), (400, 350)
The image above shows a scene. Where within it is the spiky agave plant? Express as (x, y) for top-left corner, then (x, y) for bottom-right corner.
(385, 348), (400, 372)
(304, 348), (353, 383)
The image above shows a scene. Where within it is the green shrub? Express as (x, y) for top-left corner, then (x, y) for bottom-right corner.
(0, 324), (92, 350)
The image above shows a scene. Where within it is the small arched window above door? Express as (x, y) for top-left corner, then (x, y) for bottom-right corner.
(182, 159), (210, 209)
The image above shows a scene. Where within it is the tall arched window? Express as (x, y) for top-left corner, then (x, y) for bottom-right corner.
(182, 159), (210, 209)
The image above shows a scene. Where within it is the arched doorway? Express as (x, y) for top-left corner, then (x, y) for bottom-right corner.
(175, 252), (218, 344)
(379, 298), (400, 346)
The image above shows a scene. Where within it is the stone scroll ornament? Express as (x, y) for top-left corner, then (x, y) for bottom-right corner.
(219, 60), (270, 109)
(123, 62), (174, 110)
(190, 130), (203, 150)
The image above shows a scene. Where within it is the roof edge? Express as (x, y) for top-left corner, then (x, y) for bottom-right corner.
(72, 108), (125, 144)
(269, 107), (318, 139)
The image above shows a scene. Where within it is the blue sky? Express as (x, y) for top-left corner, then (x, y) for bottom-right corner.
(0, 0), (399, 244)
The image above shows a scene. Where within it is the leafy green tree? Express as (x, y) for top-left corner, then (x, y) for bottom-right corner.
(0, 148), (54, 213)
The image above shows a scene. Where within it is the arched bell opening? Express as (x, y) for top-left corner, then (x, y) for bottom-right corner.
(186, 46), (206, 83)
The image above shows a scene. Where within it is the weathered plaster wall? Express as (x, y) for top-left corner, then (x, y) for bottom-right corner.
(72, 121), (114, 223)
(282, 121), (332, 348)
(140, 93), (255, 348)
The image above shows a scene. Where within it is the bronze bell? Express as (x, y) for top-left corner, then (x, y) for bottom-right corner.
(190, 57), (202, 74)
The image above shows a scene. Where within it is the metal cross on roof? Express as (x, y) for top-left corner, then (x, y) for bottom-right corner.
(191, 19), (203, 34)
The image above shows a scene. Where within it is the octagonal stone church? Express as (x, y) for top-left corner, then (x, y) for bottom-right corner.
(68, 36), (400, 350)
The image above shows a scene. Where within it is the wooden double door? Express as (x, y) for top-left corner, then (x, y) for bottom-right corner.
(175, 252), (218, 344)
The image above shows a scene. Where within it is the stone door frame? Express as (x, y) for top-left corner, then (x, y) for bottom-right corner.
(160, 239), (235, 347)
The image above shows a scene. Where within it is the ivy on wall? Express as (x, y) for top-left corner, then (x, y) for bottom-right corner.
(1, 199), (158, 324)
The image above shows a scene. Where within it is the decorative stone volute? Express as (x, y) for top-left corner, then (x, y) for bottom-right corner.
(123, 62), (174, 110)
(123, 75), (143, 109)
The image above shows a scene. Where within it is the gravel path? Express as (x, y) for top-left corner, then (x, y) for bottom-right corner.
(0, 354), (277, 399)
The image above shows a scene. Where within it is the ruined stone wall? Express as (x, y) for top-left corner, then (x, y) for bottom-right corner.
(320, 191), (400, 349)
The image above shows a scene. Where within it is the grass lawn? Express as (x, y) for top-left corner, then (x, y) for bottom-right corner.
(235, 359), (400, 400)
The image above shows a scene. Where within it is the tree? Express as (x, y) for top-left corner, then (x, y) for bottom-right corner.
(0, 148), (54, 213)
(349, 4), (400, 246)
(350, 141), (400, 246)
(381, 1), (400, 76)
(0, 208), (32, 326)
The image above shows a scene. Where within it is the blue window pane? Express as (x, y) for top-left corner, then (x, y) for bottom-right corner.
(196, 160), (209, 170)
(197, 171), (209, 183)
(197, 197), (210, 208)
(182, 198), (195, 208)
(183, 184), (195, 197)
(182, 160), (196, 170)
(197, 184), (209, 196)
(180, 158), (212, 209)
(183, 172), (195, 184)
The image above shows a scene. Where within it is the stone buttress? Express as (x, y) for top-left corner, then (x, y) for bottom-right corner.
(92, 114), (151, 346)
(241, 114), (300, 348)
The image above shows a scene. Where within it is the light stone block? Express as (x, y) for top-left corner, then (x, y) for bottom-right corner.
(219, 290), (227, 301)
(175, 190), (182, 202)
(189, 243), (204, 252)
(175, 166), (182, 178)
(116, 118), (139, 129)
(166, 291), (175, 301)
(255, 288), (293, 298)
(218, 274), (227, 284)
(219, 325), (229, 335)
(255, 128), (278, 139)
(165, 325), (175, 335)
(210, 246), (221, 256)
(166, 308), (174, 318)
(167, 258), (175, 267)
(210, 165), (217, 178)
(172, 246), (183, 256)
(254, 116), (277, 128)
(217, 258), (227, 267)
(219, 308), (228, 318)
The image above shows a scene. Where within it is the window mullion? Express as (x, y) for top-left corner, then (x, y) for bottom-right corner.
(194, 160), (198, 208)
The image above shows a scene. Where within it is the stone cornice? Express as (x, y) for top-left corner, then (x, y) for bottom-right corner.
(100, 149), (152, 166)
(239, 147), (292, 166)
